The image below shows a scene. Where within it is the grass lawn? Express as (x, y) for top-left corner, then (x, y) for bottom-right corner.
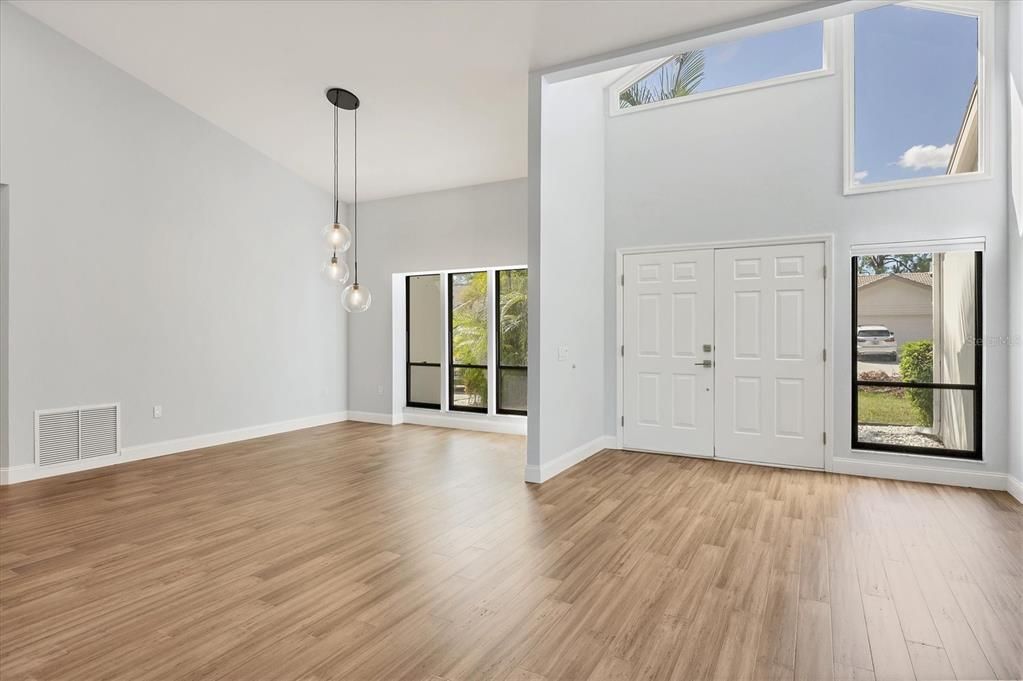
(858, 390), (926, 426)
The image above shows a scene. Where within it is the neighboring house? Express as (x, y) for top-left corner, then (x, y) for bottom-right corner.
(947, 82), (979, 174)
(856, 272), (934, 350)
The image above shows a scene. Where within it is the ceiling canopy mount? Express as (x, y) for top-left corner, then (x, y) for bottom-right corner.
(325, 87), (360, 111)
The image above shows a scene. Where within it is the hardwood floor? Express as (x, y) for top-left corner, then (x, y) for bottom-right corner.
(1, 421), (1020, 681)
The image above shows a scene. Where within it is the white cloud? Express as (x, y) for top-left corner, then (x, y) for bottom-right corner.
(853, 170), (869, 184)
(895, 144), (954, 171)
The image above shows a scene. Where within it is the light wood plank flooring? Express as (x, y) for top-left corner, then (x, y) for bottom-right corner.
(1, 421), (1020, 680)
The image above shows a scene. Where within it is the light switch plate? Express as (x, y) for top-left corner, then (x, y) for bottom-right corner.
(557, 345), (570, 361)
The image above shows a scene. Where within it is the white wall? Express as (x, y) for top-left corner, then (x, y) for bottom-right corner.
(346, 179), (526, 417)
(603, 8), (1011, 476)
(1008, 0), (1023, 488)
(527, 72), (608, 480)
(0, 4), (345, 469)
(1, 183), (9, 469)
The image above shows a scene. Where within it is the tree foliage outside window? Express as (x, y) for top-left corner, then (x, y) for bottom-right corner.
(451, 272), (488, 407)
(619, 51), (705, 108)
(498, 270), (527, 366)
(856, 253), (932, 274)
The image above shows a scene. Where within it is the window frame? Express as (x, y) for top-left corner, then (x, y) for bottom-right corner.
(608, 19), (835, 117)
(842, 0), (993, 196)
(405, 274), (442, 410)
(448, 271), (489, 414)
(850, 250), (983, 460)
(495, 268), (528, 416)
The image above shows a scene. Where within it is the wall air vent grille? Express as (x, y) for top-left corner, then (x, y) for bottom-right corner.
(35, 404), (120, 466)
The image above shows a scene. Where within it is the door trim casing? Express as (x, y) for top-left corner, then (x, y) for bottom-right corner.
(616, 234), (835, 472)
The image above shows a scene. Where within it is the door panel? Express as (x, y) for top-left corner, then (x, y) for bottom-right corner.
(714, 243), (825, 469)
(623, 251), (715, 456)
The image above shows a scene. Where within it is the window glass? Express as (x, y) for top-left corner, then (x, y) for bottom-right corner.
(852, 4), (980, 188)
(497, 269), (527, 414)
(853, 251), (980, 458)
(450, 271), (488, 411)
(618, 21), (824, 109)
(407, 274), (442, 408)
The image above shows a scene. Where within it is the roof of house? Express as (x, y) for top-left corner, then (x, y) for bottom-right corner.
(857, 272), (933, 288)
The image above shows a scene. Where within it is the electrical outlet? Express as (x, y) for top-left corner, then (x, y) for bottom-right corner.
(153, 405), (162, 419)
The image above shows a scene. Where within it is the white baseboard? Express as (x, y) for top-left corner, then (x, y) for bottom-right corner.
(524, 435), (616, 484)
(832, 456), (1008, 492)
(0, 411), (348, 485)
(346, 410), (400, 426)
(1008, 475), (1023, 504)
(402, 409), (526, 435)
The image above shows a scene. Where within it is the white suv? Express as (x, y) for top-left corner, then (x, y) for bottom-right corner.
(857, 325), (897, 360)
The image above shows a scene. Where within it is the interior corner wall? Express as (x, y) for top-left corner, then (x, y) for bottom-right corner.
(344, 179), (527, 417)
(604, 6), (1011, 476)
(0, 4), (345, 468)
(1008, 0), (1023, 485)
(528, 73), (607, 475)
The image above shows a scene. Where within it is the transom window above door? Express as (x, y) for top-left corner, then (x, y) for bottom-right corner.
(610, 19), (830, 115)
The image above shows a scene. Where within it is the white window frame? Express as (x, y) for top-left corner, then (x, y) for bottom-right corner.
(608, 19), (836, 117)
(842, 0), (994, 196)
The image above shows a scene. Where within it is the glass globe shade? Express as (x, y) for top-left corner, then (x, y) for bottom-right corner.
(322, 255), (350, 284)
(324, 222), (352, 252)
(341, 283), (372, 313)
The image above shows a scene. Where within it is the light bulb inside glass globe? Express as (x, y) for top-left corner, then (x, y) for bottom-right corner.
(322, 255), (350, 284)
(324, 222), (352, 252)
(341, 282), (372, 313)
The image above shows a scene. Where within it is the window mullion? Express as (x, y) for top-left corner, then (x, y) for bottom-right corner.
(487, 269), (497, 416)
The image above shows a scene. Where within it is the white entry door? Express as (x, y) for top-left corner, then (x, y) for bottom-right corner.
(623, 250), (715, 456)
(714, 243), (825, 468)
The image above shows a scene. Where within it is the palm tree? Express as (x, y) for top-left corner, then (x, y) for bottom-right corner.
(620, 50), (706, 108)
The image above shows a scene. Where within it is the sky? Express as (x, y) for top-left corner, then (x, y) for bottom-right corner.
(854, 5), (977, 185)
(624, 5), (977, 187)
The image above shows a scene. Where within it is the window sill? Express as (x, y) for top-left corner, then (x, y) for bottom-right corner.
(843, 169), (992, 196)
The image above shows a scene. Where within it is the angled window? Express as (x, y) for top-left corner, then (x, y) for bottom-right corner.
(846, 2), (987, 193)
(449, 271), (488, 413)
(406, 274), (442, 409)
(852, 249), (982, 459)
(613, 20), (828, 113)
(496, 269), (527, 415)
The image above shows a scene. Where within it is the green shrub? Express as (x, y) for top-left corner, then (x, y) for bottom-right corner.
(899, 340), (934, 426)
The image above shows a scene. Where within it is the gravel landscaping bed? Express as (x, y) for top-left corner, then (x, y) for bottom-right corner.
(858, 425), (945, 449)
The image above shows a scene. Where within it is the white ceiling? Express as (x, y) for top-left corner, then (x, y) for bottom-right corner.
(15, 0), (806, 201)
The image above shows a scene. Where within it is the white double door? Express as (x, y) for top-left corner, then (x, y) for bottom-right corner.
(623, 243), (825, 469)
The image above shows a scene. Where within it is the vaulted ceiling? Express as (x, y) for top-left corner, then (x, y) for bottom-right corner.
(15, 0), (807, 201)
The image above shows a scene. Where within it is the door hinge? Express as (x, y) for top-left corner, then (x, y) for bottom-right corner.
(621, 344), (624, 357)
(823, 264), (827, 279)
(822, 348), (827, 362)
(621, 415), (625, 426)
(823, 432), (827, 445)
(620, 274), (625, 286)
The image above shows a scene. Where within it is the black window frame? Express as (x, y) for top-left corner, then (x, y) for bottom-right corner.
(405, 274), (442, 410)
(850, 252), (982, 460)
(448, 271), (488, 414)
(495, 268), (527, 416)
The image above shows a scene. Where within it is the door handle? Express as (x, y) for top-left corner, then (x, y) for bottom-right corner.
(694, 360), (713, 367)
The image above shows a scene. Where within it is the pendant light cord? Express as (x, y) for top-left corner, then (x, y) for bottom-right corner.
(353, 107), (359, 285)
(333, 105), (339, 226)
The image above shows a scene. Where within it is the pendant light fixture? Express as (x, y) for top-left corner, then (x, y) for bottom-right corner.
(325, 87), (371, 313)
(323, 91), (351, 285)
